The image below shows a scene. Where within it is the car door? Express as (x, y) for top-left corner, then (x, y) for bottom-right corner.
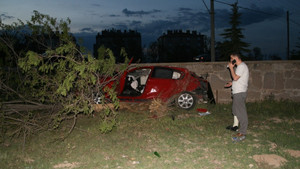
(143, 67), (183, 101)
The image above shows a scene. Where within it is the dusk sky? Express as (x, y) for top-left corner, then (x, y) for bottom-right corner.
(1, 0), (300, 59)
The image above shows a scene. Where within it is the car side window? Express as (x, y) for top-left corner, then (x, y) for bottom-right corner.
(152, 67), (181, 79)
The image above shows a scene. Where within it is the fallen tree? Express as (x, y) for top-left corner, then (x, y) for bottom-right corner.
(0, 11), (129, 144)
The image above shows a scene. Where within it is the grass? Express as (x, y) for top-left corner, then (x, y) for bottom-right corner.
(1, 100), (300, 168)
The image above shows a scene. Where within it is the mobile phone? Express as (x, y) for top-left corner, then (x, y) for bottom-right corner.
(232, 59), (236, 65)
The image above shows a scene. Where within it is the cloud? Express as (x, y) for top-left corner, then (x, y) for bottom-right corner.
(193, 6), (284, 29)
(75, 4), (286, 48)
(130, 20), (142, 27)
(122, 8), (161, 17)
(239, 5), (285, 26)
(91, 3), (101, 7)
(109, 14), (120, 17)
(215, 9), (231, 28)
(169, 8), (211, 32)
(178, 8), (193, 12)
(77, 27), (98, 34)
(133, 20), (184, 45)
(130, 5), (284, 44)
(80, 27), (97, 33)
(111, 23), (129, 30)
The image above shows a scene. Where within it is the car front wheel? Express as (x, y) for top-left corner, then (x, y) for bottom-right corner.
(175, 92), (196, 110)
(93, 92), (103, 104)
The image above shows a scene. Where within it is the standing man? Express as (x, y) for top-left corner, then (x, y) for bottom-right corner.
(224, 52), (249, 141)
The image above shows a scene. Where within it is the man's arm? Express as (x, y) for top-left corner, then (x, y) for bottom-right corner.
(228, 63), (240, 81)
(229, 67), (240, 81)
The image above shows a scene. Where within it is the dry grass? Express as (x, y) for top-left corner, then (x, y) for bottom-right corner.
(149, 98), (170, 116)
(93, 99), (171, 117)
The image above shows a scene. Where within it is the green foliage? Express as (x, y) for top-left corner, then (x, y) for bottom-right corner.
(1, 11), (130, 134)
(98, 108), (117, 133)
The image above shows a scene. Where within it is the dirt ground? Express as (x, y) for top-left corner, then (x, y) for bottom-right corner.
(253, 154), (287, 168)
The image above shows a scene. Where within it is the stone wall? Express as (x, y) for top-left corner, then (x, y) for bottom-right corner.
(136, 60), (300, 103)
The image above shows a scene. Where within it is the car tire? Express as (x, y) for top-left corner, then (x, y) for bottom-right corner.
(175, 92), (196, 110)
(93, 92), (103, 104)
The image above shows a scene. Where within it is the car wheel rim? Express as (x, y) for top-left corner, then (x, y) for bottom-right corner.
(178, 93), (194, 109)
(93, 93), (102, 104)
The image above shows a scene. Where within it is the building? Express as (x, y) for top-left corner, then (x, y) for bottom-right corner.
(157, 30), (208, 62)
(93, 29), (142, 63)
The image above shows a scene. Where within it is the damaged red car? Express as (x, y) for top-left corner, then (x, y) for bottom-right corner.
(96, 66), (215, 110)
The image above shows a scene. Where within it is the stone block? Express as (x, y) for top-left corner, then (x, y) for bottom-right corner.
(210, 74), (226, 89)
(251, 71), (262, 89)
(189, 64), (212, 75)
(273, 63), (286, 71)
(212, 64), (227, 72)
(285, 79), (300, 89)
(261, 90), (277, 100)
(285, 62), (300, 70)
(275, 92), (293, 101)
(285, 71), (292, 78)
(292, 71), (300, 80)
(214, 90), (231, 103)
(275, 73), (284, 90)
(255, 63), (273, 71)
(250, 63), (260, 70)
(247, 91), (262, 101)
(263, 72), (275, 89)
(218, 71), (231, 81)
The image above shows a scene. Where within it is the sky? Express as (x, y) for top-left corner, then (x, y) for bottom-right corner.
(1, 0), (300, 59)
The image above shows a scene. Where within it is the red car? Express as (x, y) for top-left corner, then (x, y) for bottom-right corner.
(96, 66), (215, 110)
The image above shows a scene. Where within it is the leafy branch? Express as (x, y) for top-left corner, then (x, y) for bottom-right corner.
(0, 11), (129, 144)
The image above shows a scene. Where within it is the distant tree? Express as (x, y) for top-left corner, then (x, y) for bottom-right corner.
(290, 32), (300, 60)
(0, 25), (27, 68)
(219, 3), (250, 60)
(252, 47), (263, 60)
(269, 54), (281, 60)
(290, 49), (300, 60)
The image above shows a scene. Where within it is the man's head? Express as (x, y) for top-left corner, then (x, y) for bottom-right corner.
(230, 52), (242, 65)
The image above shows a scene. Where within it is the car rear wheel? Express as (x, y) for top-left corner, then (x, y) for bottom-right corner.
(175, 92), (196, 110)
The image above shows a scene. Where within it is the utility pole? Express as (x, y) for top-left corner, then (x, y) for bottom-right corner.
(210, 0), (215, 62)
(287, 11), (290, 60)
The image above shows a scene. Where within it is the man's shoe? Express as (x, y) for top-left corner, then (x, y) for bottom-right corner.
(231, 126), (239, 131)
(232, 133), (246, 142)
(233, 133), (244, 137)
(226, 125), (239, 131)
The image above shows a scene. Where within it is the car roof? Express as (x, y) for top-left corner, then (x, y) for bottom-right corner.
(131, 65), (188, 72)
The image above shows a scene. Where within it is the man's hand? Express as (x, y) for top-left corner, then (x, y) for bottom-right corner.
(224, 82), (232, 88)
(228, 62), (234, 70)
(227, 61), (240, 81)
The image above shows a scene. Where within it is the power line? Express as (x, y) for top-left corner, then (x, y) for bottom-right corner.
(201, 0), (210, 14)
(214, 0), (232, 6)
(214, 0), (300, 27)
(276, 0), (300, 10)
(215, 0), (281, 17)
